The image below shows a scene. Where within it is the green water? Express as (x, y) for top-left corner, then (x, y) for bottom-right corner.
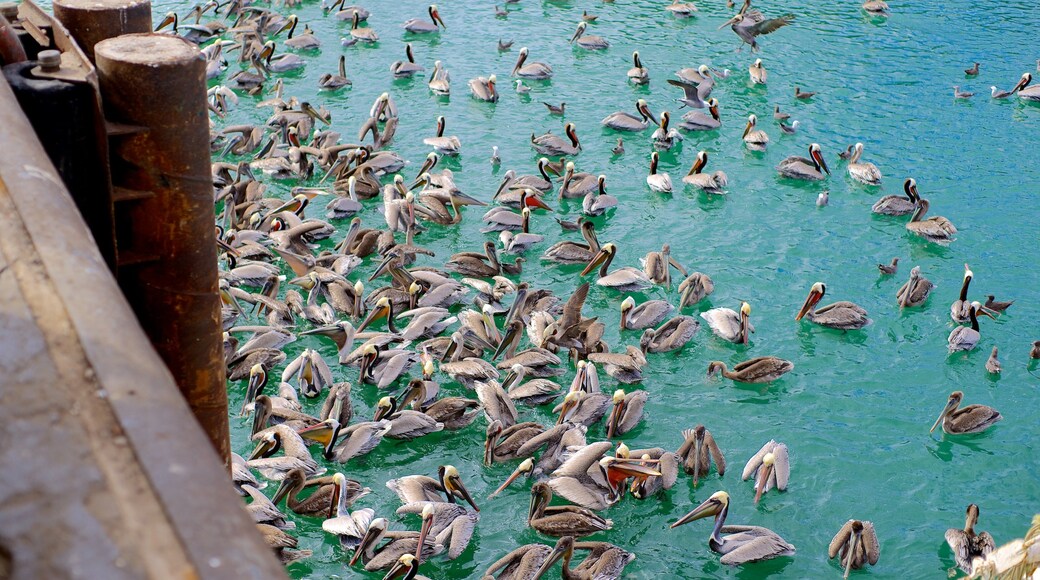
(146, 0), (1040, 576)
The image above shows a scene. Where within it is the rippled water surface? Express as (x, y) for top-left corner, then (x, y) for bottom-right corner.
(91, 0), (1040, 576)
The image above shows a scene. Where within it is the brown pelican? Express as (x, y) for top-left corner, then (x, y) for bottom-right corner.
(280, 15), (320, 49)
(427, 60), (450, 94)
(749, 59), (767, 84)
(248, 424), (324, 481)
(646, 151), (673, 193)
(447, 241), (501, 277)
(570, 21), (608, 49)
(677, 425), (726, 485)
(544, 219), (600, 264)
(640, 316), (699, 353)
(554, 390), (611, 427)
(383, 554), (430, 580)
(532, 123), (581, 156)
(628, 51), (649, 84)
(588, 347), (647, 384)
(906, 198), (957, 243)
(945, 504), (995, 575)
(483, 542), (556, 579)
(795, 282), (871, 329)
(679, 98), (722, 131)
(671, 491), (796, 564)
(404, 5), (446, 33)
(679, 272), (715, 307)
(862, 0), (889, 15)
(651, 111), (683, 149)
(548, 442), (661, 510)
(701, 302), (754, 344)
(349, 518), (442, 571)
(666, 0), (698, 17)
(534, 536), (636, 579)
(742, 440), (789, 504)
(346, 11), (379, 44)
(896, 266), (934, 307)
(583, 176), (617, 216)
(387, 465), (480, 511)
(318, 55), (352, 89)
(931, 391), (1002, 434)
(718, 9), (795, 52)
(601, 99), (658, 131)
(423, 116), (461, 156)
(741, 114), (769, 150)
(512, 47), (554, 79)
(582, 243), (653, 292)
(641, 243), (686, 289)
(708, 357), (794, 384)
(872, 177), (917, 215)
(829, 520), (880, 578)
(777, 143), (830, 180)
(683, 150), (728, 193)
(559, 163), (598, 199)
(258, 523), (312, 565)
(1006, 72), (1040, 101)
(605, 389), (647, 438)
(847, 143), (882, 185)
(528, 482), (612, 537)
(327, 1), (370, 22)
(272, 470), (368, 518)
(323, 480), (375, 548)
(375, 396), (444, 439)
(948, 302), (994, 352)
(621, 297), (674, 330)
(469, 75), (499, 102)
(391, 43), (424, 77)
(951, 264), (975, 323)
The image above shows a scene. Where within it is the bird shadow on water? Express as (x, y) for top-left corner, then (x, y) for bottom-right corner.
(925, 433), (997, 462)
(733, 556), (794, 578)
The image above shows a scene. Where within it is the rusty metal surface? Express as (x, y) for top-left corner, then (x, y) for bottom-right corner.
(0, 74), (285, 579)
(94, 33), (230, 466)
(51, 0), (150, 63)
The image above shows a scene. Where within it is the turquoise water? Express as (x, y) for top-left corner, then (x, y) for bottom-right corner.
(145, 0), (1040, 577)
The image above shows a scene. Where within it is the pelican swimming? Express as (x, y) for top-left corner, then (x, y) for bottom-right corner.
(601, 99), (658, 131)
(348, 518), (442, 571)
(559, 162), (598, 199)
(640, 316), (699, 354)
(532, 123), (581, 156)
(665, 0), (698, 17)
(528, 482), (613, 537)
(741, 114), (770, 150)
(543, 219), (600, 264)
(931, 391), (1001, 434)
(534, 536), (636, 579)
(548, 443), (661, 510)
(678, 272), (715, 307)
(374, 396), (445, 440)
(777, 143), (830, 180)
(678, 98), (722, 131)
(280, 15), (321, 50)
(469, 74), (499, 102)
(945, 504), (995, 575)
(404, 5), (446, 33)
(620, 296), (674, 330)
(646, 151), (673, 193)
(583, 176), (617, 216)
(272, 469), (368, 518)
(423, 116), (461, 155)
(582, 243), (653, 292)
(948, 302), (994, 352)
(1011, 72), (1040, 101)
(872, 177), (917, 215)
(682, 150), (728, 193)
(671, 491), (795, 565)
(319, 55), (351, 89)
(605, 389), (647, 438)
(570, 21), (609, 49)
(427, 60), (450, 94)
(749, 59), (767, 84)
(950, 264), (975, 323)
(896, 266), (934, 307)
(847, 142), (882, 185)
(391, 44), (424, 77)
(701, 302), (754, 344)
(718, 9), (795, 52)
(346, 11), (378, 44)
(795, 282), (871, 329)
(651, 111), (683, 150)
(708, 357), (793, 383)
(742, 440), (789, 504)
(628, 51), (649, 84)
(386, 465), (480, 511)
(829, 520), (880, 578)
(676, 425), (726, 485)
(906, 198), (957, 244)
(512, 47), (553, 79)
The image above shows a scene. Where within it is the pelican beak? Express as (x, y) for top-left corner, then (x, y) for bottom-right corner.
(843, 527), (862, 579)
(415, 510), (434, 561)
(606, 397), (625, 439)
(350, 524), (381, 567)
(754, 463), (772, 504)
(814, 148), (831, 175)
(796, 289), (823, 321)
(357, 300), (390, 332)
(156, 12), (176, 31)
(489, 460), (531, 498)
(247, 436), (277, 461)
(523, 193), (553, 211)
(491, 323), (519, 361)
(718, 15), (740, 29)
(1012, 76), (1029, 93)
(298, 420), (338, 447)
(691, 440), (702, 485)
(976, 308), (997, 320)
(302, 102), (331, 126)
(930, 399), (957, 433)
(447, 473), (480, 512)
(569, 27), (581, 43)
(580, 246), (610, 276)
(607, 460), (661, 478)
(740, 309), (750, 346)
(533, 541), (570, 578)
(741, 119), (753, 139)
(241, 368), (265, 415)
(369, 252), (399, 281)
(434, 8), (446, 28)
(556, 395), (577, 425)
(671, 496), (722, 528)
(452, 191), (488, 207)
(270, 476), (293, 505)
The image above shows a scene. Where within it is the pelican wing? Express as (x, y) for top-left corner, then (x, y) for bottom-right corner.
(659, 451), (679, 489)
(705, 431), (726, 476)
(476, 381), (520, 427)
(749, 13), (794, 36)
(438, 511), (480, 559)
(548, 476), (610, 511)
(863, 521), (880, 565)
(828, 520), (855, 559)
(772, 443), (790, 490)
(386, 474), (442, 503)
(553, 441), (613, 477)
(618, 391), (648, 433)
(719, 525), (795, 565)
(741, 440), (776, 480)
(560, 282), (590, 330)
(323, 508), (375, 542)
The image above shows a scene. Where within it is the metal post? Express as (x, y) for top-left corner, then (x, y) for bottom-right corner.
(52, 0), (151, 63)
(93, 33), (229, 466)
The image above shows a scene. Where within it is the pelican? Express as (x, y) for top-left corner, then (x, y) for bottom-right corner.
(829, 520), (880, 578)
(386, 465), (480, 512)
(628, 51), (649, 84)
(1011, 72), (1040, 101)
(777, 143), (830, 180)
(678, 98), (722, 131)
(327, 1), (370, 22)
(872, 177), (917, 216)
(906, 198), (957, 244)
(701, 302), (754, 344)
(718, 10), (795, 52)
(349, 518), (442, 571)
(678, 272), (714, 307)
(272, 470), (367, 519)
(323, 479), (375, 549)
(846, 142), (883, 185)
(741, 114), (769, 151)
(318, 55), (351, 89)
(427, 60), (450, 94)
(528, 482), (613, 537)
(281, 15), (321, 50)
(948, 302), (994, 352)
(534, 536), (636, 579)
(260, 42), (305, 73)
(682, 150), (728, 193)
(588, 347), (647, 384)
(548, 443), (661, 510)
(543, 219), (600, 264)
(512, 47), (553, 79)
(423, 116), (461, 155)
(581, 243), (653, 292)
(795, 282), (871, 330)
(651, 111), (683, 149)
(646, 151), (673, 193)
(447, 241), (500, 277)
(559, 162), (598, 199)
(896, 266), (934, 307)
(483, 543), (556, 579)
(862, 0), (889, 14)
(931, 391), (1001, 434)
(374, 396), (444, 439)
(640, 316), (699, 354)
(945, 504), (995, 575)
(601, 99), (658, 131)
(708, 357), (793, 384)
(741, 440), (789, 504)
(404, 4), (446, 33)
(391, 43), (424, 77)
(469, 74), (499, 102)
(671, 491), (796, 565)
(620, 297), (674, 330)
(606, 389), (647, 438)
(749, 59), (767, 84)
(383, 554), (430, 580)
(570, 22), (608, 49)
(346, 11), (378, 44)
(583, 176), (617, 216)
(951, 264), (974, 323)
(676, 425), (726, 485)
(666, 0), (697, 17)
(532, 123), (581, 156)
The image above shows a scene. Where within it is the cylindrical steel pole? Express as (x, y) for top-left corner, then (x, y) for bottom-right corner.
(53, 0), (151, 63)
(93, 33), (229, 466)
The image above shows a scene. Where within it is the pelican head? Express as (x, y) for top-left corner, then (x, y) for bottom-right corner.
(429, 4), (446, 28)
(672, 490), (730, 528)
(350, 517), (388, 565)
(414, 504), (435, 561)
(570, 21), (587, 42)
(581, 242), (617, 276)
(796, 281), (827, 320)
(740, 301), (752, 345)
(1012, 72), (1032, 93)
(742, 114), (758, 139)
(606, 389), (627, 438)
(439, 464), (479, 512)
(387, 554), (420, 579)
(931, 391), (964, 433)
(620, 296), (635, 328)
(719, 13), (744, 29)
(810, 143), (830, 174)
(754, 452), (775, 504)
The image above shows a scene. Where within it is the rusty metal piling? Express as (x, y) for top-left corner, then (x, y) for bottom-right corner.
(52, 0), (151, 63)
